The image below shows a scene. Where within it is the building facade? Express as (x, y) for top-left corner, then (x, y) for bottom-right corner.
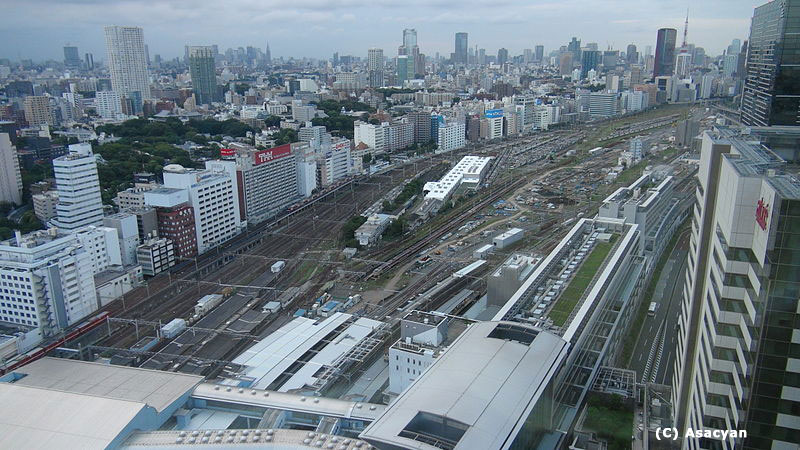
(104, 26), (151, 100)
(51, 143), (105, 232)
(0, 133), (22, 205)
(654, 28), (678, 78)
(188, 46), (217, 105)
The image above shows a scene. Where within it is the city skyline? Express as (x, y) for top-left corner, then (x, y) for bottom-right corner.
(1, 0), (761, 62)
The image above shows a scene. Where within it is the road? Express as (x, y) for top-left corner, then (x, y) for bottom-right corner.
(630, 228), (690, 385)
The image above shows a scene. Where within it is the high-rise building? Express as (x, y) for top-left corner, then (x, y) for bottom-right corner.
(403, 29), (417, 50)
(51, 143), (105, 232)
(0, 134), (22, 205)
(497, 48), (509, 65)
(95, 91), (122, 120)
(626, 44), (638, 64)
(654, 28), (677, 78)
(367, 48), (384, 88)
(187, 46), (217, 105)
(264, 42), (271, 65)
(63, 45), (80, 67)
(455, 32), (468, 64)
(104, 26), (151, 100)
(84, 52), (94, 70)
(671, 126), (800, 450)
(568, 36), (581, 60)
(24, 96), (53, 127)
(581, 50), (601, 79)
(535, 45), (544, 62)
(559, 53), (572, 76)
(727, 38), (742, 56)
(0, 230), (99, 334)
(741, 0), (800, 127)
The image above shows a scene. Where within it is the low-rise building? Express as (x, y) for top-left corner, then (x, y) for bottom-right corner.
(136, 234), (175, 276)
(355, 214), (393, 247)
(32, 190), (58, 222)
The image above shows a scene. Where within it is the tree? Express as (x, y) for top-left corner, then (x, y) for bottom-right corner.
(362, 154), (372, 165)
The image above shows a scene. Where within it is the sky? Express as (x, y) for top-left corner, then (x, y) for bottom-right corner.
(1, 0), (765, 62)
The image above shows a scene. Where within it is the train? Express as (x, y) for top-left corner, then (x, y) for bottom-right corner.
(0, 311), (110, 376)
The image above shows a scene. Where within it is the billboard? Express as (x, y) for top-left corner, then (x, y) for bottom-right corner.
(253, 144), (292, 165)
(485, 109), (504, 118)
(220, 148), (235, 157)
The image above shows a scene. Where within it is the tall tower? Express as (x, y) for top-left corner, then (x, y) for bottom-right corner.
(653, 28), (677, 78)
(265, 42), (271, 64)
(188, 46), (217, 105)
(682, 8), (689, 48)
(104, 26), (151, 100)
(455, 32), (468, 64)
(741, 0), (800, 126)
(51, 143), (104, 232)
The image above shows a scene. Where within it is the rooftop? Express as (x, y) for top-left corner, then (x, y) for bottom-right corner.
(360, 321), (569, 450)
(5, 357), (203, 413)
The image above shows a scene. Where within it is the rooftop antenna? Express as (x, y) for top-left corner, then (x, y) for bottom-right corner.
(682, 7), (689, 48)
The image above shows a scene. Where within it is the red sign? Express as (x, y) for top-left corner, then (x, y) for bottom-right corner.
(756, 198), (769, 231)
(253, 144), (292, 165)
(220, 148), (235, 157)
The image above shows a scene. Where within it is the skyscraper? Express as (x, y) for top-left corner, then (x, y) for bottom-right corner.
(24, 96), (53, 127)
(51, 143), (104, 232)
(671, 126), (800, 450)
(63, 45), (80, 67)
(104, 26), (151, 100)
(497, 48), (509, 65)
(265, 42), (271, 65)
(626, 44), (638, 64)
(568, 36), (581, 60)
(535, 45), (544, 62)
(653, 28), (677, 78)
(188, 46), (218, 105)
(741, 0), (800, 126)
(368, 48), (384, 88)
(0, 133), (22, 205)
(455, 32), (468, 64)
(403, 29), (417, 50)
(580, 50), (601, 79)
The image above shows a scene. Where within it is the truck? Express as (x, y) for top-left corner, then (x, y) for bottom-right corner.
(271, 261), (286, 273)
(648, 302), (658, 316)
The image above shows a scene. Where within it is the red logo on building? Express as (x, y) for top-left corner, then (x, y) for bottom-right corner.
(253, 144), (292, 165)
(756, 198), (769, 231)
(220, 148), (235, 157)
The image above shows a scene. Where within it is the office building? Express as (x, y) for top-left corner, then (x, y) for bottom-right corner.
(367, 48), (384, 87)
(436, 122), (466, 153)
(654, 28), (677, 78)
(0, 231), (98, 334)
(535, 45), (544, 63)
(588, 92), (619, 118)
(559, 53), (573, 76)
(103, 213), (140, 266)
(319, 138), (351, 187)
(32, 191), (58, 222)
(51, 143), (104, 232)
(581, 50), (601, 79)
(104, 26), (151, 100)
(671, 127), (800, 450)
(74, 225), (123, 274)
(95, 90), (123, 120)
(0, 134), (22, 205)
(23, 96), (53, 127)
(626, 44), (638, 64)
(136, 235), (175, 276)
(408, 111), (432, 144)
(161, 161), (242, 254)
(225, 143), (303, 225)
(741, 0), (800, 126)
(497, 48), (509, 65)
(676, 119), (701, 148)
(63, 45), (80, 67)
(187, 46), (217, 105)
(454, 32), (468, 64)
(144, 187), (198, 259)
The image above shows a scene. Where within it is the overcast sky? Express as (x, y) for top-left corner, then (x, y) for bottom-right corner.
(1, 0), (763, 62)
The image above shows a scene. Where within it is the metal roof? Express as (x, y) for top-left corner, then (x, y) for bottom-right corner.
(359, 321), (569, 450)
(9, 357), (202, 413)
(0, 383), (145, 450)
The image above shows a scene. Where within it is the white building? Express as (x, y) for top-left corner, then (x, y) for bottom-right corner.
(224, 142), (305, 224)
(51, 143), (105, 232)
(487, 115), (504, 140)
(672, 127), (800, 450)
(74, 226), (123, 274)
(319, 138), (352, 186)
(436, 122), (466, 153)
(621, 90), (648, 112)
(32, 191), (58, 223)
(0, 230), (98, 335)
(103, 212), (140, 266)
(588, 92), (619, 118)
(355, 214), (393, 247)
(353, 121), (386, 152)
(0, 133), (22, 205)
(423, 155), (492, 202)
(388, 312), (448, 394)
(104, 26), (150, 100)
(95, 91), (123, 120)
(162, 161), (242, 254)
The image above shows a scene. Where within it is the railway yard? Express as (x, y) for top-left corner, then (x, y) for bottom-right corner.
(57, 103), (703, 405)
